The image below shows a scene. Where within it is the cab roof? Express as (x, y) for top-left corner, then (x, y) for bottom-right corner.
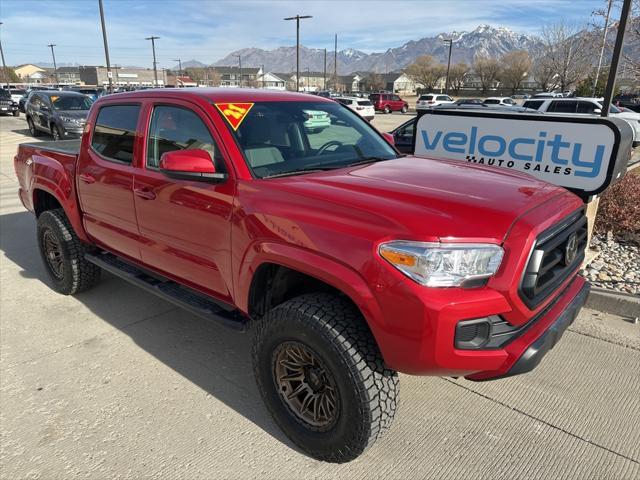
(106, 87), (334, 104)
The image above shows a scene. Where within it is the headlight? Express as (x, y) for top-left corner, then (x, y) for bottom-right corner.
(379, 241), (504, 287)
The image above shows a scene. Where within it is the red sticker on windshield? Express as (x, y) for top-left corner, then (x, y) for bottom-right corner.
(214, 103), (254, 130)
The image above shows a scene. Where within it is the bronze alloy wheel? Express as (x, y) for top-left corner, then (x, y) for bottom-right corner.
(42, 228), (64, 280)
(273, 341), (339, 430)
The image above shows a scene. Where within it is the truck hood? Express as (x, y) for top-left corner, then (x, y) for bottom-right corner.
(262, 156), (568, 243)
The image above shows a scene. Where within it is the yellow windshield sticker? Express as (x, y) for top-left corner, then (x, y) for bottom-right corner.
(214, 103), (254, 130)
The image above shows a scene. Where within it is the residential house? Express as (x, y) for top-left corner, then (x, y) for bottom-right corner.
(13, 64), (48, 83)
(257, 72), (287, 90)
(214, 66), (262, 87)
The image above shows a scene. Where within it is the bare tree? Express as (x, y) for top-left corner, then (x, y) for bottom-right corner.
(364, 73), (385, 92)
(532, 56), (558, 92)
(405, 55), (446, 91)
(538, 21), (591, 91)
(500, 51), (532, 94)
(473, 55), (501, 93)
(448, 63), (470, 94)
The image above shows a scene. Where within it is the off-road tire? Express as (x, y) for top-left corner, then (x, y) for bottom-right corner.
(37, 209), (101, 295)
(252, 293), (399, 463)
(27, 117), (40, 137)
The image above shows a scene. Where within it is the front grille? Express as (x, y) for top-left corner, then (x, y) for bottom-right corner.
(0, 100), (12, 106)
(520, 209), (587, 309)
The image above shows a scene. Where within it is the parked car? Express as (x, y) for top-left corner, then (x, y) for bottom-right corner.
(533, 92), (563, 98)
(70, 87), (105, 102)
(0, 88), (20, 116)
(453, 98), (483, 105)
(25, 91), (92, 140)
(9, 88), (27, 103)
(369, 92), (408, 113)
(391, 104), (542, 154)
(613, 94), (640, 113)
(416, 93), (454, 110)
(522, 97), (640, 146)
(335, 96), (375, 121)
(483, 97), (517, 106)
(511, 93), (531, 99)
(303, 109), (331, 131)
(14, 88), (589, 463)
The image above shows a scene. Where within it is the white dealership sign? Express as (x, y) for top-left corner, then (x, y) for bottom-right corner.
(414, 112), (627, 194)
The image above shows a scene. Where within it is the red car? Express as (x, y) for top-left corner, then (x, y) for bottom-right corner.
(14, 89), (588, 463)
(369, 92), (409, 113)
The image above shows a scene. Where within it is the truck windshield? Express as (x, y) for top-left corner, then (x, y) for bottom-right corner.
(51, 95), (93, 111)
(226, 101), (399, 178)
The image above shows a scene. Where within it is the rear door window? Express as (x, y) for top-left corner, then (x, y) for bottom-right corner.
(91, 105), (141, 163)
(576, 101), (598, 114)
(549, 101), (577, 113)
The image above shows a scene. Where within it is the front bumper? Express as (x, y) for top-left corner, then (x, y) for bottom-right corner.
(467, 281), (589, 381)
(60, 125), (84, 137)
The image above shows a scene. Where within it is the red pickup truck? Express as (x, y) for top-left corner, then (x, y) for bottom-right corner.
(14, 89), (589, 463)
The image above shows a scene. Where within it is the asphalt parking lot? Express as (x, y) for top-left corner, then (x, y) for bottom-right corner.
(1, 113), (639, 479)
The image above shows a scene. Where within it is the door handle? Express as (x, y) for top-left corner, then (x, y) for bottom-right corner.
(134, 187), (156, 200)
(79, 173), (96, 184)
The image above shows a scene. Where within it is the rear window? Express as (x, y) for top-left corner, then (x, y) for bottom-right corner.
(336, 98), (352, 105)
(10, 89), (26, 95)
(369, 94), (380, 101)
(484, 99), (500, 104)
(523, 100), (544, 110)
(91, 105), (140, 163)
(420, 95), (433, 101)
(357, 100), (372, 106)
(436, 95), (450, 101)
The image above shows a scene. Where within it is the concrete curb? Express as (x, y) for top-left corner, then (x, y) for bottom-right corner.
(586, 287), (640, 318)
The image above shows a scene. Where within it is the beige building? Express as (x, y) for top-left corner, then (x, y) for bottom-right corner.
(13, 64), (48, 83)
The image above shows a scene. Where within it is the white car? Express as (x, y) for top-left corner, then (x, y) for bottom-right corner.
(9, 88), (27, 103)
(416, 94), (454, 110)
(483, 97), (517, 106)
(335, 97), (375, 121)
(522, 97), (640, 147)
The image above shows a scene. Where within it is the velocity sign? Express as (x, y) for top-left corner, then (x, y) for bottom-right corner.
(414, 111), (631, 196)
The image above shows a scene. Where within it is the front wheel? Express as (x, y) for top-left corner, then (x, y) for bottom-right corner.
(51, 124), (63, 141)
(13, 110), (20, 117)
(252, 293), (399, 463)
(27, 117), (40, 137)
(37, 209), (101, 295)
(401, 105), (408, 113)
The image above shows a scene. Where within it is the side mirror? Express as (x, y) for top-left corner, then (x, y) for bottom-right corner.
(593, 108), (602, 114)
(382, 132), (395, 146)
(159, 149), (227, 182)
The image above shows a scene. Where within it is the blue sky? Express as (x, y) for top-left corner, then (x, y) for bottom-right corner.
(1, 0), (605, 68)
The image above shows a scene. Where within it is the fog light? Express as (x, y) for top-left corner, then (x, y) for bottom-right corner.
(455, 317), (493, 349)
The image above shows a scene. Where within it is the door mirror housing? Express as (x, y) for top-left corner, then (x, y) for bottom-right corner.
(382, 132), (395, 146)
(593, 108), (602, 114)
(159, 149), (227, 183)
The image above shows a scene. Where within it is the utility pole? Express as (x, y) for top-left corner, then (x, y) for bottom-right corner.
(234, 54), (242, 87)
(593, 0), (613, 97)
(306, 67), (310, 92)
(602, 0), (631, 117)
(444, 39), (453, 95)
(0, 22), (10, 89)
(334, 34), (337, 89)
(48, 43), (59, 85)
(98, 0), (113, 93)
(284, 14), (312, 92)
(145, 36), (160, 87)
(261, 64), (265, 88)
(173, 58), (182, 77)
(323, 48), (327, 90)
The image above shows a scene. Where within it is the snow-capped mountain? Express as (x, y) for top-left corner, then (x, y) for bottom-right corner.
(212, 25), (542, 74)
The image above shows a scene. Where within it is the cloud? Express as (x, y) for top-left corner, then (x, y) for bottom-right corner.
(0, 0), (601, 67)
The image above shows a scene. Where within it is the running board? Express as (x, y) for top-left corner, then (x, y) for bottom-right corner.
(85, 252), (249, 331)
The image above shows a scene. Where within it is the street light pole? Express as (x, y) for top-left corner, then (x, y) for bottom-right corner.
(444, 39), (453, 95)
(284, 14), (312, 92)
(48, 43), (59, 85)
(323, 48), (327, 90)
(98, 0), (113, 93)
(0, 22), (10, 89)
(234, 54), (242, 87)
(145, 36), (160, 87)
(601, 0), (632, 117)
(306, 67), (310, 92)
(173, 58), (182, 77)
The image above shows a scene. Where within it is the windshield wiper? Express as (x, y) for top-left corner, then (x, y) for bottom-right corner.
(263, 166), (341, 179)
(345, 157), (394, 167)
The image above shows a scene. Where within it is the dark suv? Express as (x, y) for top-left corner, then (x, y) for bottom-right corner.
(25, 91), (92, 140)
(369, 92), (408, 113)
(0, 89), (20, 117)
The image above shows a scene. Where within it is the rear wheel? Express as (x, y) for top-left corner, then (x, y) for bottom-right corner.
(253, 293), (399, 463)
(51, 124), (62, 141)
(37, 209), (101, 295)
(401, 105), (408, 113)
(383, 105), (391, 114)
(27, 117), (40, 137)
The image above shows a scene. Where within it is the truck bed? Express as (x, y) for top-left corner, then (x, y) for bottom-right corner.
(19, 139), (81, 156)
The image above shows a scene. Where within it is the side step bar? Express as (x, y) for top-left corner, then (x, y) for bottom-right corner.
(85, 252), (249, 331)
